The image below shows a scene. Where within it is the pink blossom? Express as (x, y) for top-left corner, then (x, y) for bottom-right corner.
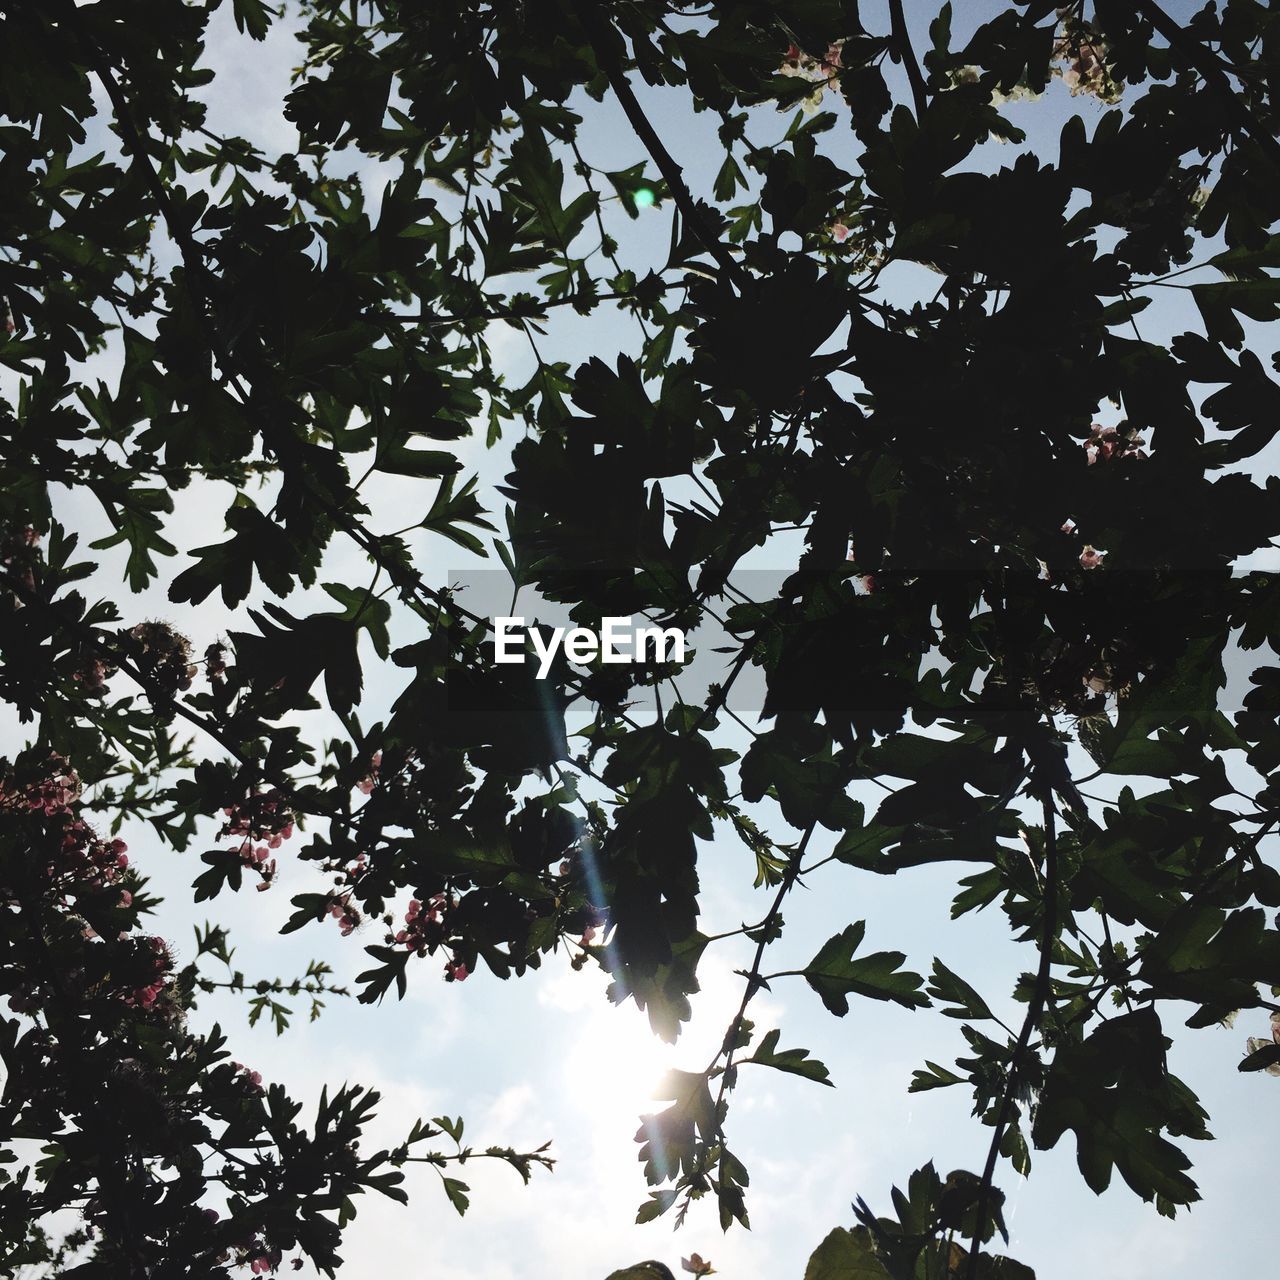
(204, 642), (228, 681)
(357, 750), (383, 795)
(831, 222), (850, 242)
(777, 37), (844, 110)
(1084, 422), (1145, 466)
(1246, 1034), (1280, 1076)
(1079, 545), (1107, 570)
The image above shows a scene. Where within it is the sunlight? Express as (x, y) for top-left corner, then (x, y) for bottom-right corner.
(565, 1004), (681, 1131)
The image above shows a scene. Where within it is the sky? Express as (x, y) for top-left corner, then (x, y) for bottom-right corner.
(4, 2), (1278, 1277)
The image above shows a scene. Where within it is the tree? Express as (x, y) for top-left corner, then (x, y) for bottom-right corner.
(2, 0), (1280, 1275)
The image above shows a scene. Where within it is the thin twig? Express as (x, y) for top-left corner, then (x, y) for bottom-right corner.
(576, 3), (745, 290)
(965, 791), (1058, 1278)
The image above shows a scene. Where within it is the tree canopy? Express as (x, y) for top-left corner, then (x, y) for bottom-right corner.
(2, 1), (1280, 1276)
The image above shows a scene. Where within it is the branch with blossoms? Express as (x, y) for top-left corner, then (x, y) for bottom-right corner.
(0, 748), (553, 1276)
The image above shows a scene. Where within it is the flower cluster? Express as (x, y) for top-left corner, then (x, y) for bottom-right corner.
(221, 790), (294, 891)
(246, 1243), (282, 1275)
(990, 81), (1044, 106)
(778, 38), (845, 113)
(0, 753), (132, 907)
(231, 1060), (266, 1095)
(1084, 422), (1146, 466)
(0, 753), (183, 1022)
(392, 893), (447, 954)
(121, 936), (174, 1011)
(356, 749), (382, 795)
(384, 893), (471, 980)
(846, 544), (877, 594)
(1056, 513), (1109, 573)
(72, 651), (116, 697)
(0, 747), (402, 1276)
(826, 214), (884, 271)
(0, 524), (39, 594)
(327, 891), (362, 936)
(0, 752), (79, 819)
(204, 641), (228, 683)
(1053, 16), (1122, 104)
(126, 621), (198, 697)
(1245, 1011), (1280, 1078)
(56, 826), (129, 903)
(947, 65), (1044, 107)
(197, 1201), (292, 1275)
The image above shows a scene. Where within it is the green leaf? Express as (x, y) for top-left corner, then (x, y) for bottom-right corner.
(928, 959), (994, 1020)
(975, 1255), (1037, 1279)
(635, 1189), (679, 1224)
(1192, 278), (1280, 349)
(748, 1028), (834, 1086)
(374, 444), (463, 480)
(433, 1115), (465, 1143)
(804, 924), (929, 1014)
(1208, 233), (1280, 281)
(417, 473), (497, 554)
(441, 1176), (470, 1215)
(909, 1060), (965, 1092)
(231, 0), (273, 40)
(803, 1227), (892, 1280)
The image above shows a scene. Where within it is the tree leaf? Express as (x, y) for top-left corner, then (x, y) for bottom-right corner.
(804, 924), (929, 1014)
(803, 1227), (891, 1280)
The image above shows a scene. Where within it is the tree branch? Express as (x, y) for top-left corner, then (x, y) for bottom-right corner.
(576, 3), (746, 290)
(888, 0), (929, 120)
(965, 791), (1058, 1279)
(390, 283), (677, 327)
(0, 565), (370, 837)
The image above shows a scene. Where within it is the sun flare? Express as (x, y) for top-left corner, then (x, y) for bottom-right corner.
(566, 1006), (680, 1129)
